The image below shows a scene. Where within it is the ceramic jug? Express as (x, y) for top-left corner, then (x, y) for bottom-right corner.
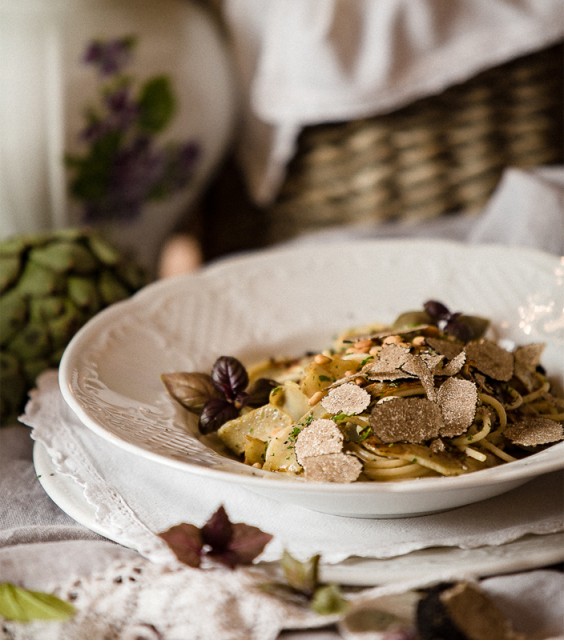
(0, 0), (236, 273)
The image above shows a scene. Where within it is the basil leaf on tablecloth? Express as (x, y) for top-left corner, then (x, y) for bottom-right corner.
(0, 583), (75, 622)
(159, 505), (273, 569)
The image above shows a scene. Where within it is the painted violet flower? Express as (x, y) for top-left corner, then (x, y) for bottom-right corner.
(67, 36), (201, 223)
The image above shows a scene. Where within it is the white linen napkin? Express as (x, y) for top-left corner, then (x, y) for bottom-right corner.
(21, 371), (564, 566)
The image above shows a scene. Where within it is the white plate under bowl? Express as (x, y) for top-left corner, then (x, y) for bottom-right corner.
(59, 240), (564, 518)
(33, 440), (564, 587)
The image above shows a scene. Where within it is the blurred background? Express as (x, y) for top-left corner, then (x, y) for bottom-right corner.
(198, 0), (564, 268)
(1, 0), (563, 275)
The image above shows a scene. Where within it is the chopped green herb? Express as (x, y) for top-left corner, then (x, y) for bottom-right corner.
(299, 414), (315, 428)
(358, 425), (372, 441)
(288, 426), (302, 442)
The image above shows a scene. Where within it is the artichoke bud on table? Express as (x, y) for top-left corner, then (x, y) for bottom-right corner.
(0, 228), (148, 425)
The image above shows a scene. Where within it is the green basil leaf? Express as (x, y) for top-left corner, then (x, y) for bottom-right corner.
(311, 583), (348, 615)
(280, 550), (319, 596)
(0, 583), (76, 622)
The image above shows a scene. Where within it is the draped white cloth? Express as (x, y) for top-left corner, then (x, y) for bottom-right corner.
(223, 0), (564, 204)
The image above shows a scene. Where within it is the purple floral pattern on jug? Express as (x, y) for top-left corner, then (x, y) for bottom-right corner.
(66, 36), (201, 223)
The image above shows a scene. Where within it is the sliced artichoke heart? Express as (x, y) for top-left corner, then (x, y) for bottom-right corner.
(269, 380), (311, 421)
(217, 403), (292, 456)
(244, 435), (268, 466)
(262, 424), (302, 473)
(300, 361), (334, 397)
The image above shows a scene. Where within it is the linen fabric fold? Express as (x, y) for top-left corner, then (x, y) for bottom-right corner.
(223, 0), (564, 204)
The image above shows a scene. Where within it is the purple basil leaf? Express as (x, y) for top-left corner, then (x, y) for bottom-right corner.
(445, 315), (472, 342)
(201, 505), (233, 551)
(211, 356), (249, 401)
(198, 398), (238, 434)
(207, 549), (241, 569)
(225, 523), (273, 566)
(158, 523), (203, 568)
(161, 372), (221, 414)
(244, 378), (279, 407)
(201, 506), (273, 568)
(423, 300), (451, 321)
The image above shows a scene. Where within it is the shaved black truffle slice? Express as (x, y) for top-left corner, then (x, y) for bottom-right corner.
(364, 344), (413, 380)
(437, 378), (478, 437)
(426, 337), (464, 361)
(513, 343), (545, 391)
(465, 339), (514, 381)
(369, 397), (443, 444)
(294, 419), (343, 463)
(417, 582), (524, 640)
(402, 354), (437, 401)
(417, 583), (467, 640)
(302, 452), (363, 483)
(504, 417), (564, 447)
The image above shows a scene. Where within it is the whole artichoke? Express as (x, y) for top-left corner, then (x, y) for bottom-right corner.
(0, 228), (148, 425)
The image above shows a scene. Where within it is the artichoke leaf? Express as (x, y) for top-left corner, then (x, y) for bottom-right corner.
(8, 324), (51, 360)
(30, 241), (98, 274)
(98, 270), (131, 305)
(17, 260), (61, 296)
(0, 256), (21, 292)
(68, 275), (101, 311)
(0, 288), (28, 345)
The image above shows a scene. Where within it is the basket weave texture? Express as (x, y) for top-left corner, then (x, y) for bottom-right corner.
(265, 43), (564, 244)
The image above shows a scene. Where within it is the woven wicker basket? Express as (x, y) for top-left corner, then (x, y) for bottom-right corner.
(263, 42), (564, 244)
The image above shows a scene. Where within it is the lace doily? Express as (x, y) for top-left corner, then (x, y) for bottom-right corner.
(0, 556), (332, 640)
(3, 558), (563, 640)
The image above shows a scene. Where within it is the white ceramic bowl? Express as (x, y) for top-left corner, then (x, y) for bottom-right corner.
(59, 240), (564, 517)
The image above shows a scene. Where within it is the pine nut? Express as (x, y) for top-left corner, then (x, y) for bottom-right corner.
(308, 391), (324, 406)
(353, 338), (372, 351)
